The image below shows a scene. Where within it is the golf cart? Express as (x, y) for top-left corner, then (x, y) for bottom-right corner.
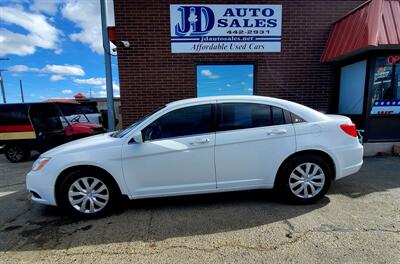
(0, 102), (105, 162)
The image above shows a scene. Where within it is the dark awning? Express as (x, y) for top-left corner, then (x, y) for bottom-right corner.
(321, 0), (400, 63)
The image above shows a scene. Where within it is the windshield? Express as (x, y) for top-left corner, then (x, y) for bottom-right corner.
(111, 106), (165, 138)
(111, 118), (146, 138)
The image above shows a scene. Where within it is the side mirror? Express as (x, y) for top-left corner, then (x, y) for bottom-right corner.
(132, 131), (143, 144)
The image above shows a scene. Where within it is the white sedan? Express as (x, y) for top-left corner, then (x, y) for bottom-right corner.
(27, 96), (363, 218)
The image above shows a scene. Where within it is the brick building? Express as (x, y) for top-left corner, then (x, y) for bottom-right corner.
(113, 0), (400, 142)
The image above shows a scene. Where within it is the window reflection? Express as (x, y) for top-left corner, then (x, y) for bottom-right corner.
(370, 57), (400, 115)
(197, 65), (254, 97)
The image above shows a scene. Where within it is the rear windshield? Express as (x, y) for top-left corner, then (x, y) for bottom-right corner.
(79, 103), (99, 114)
(56, 104), (81, 116)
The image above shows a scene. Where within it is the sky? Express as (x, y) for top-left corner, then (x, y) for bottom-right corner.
(197, 65), (254, 97)
(0, 0), (119, 103)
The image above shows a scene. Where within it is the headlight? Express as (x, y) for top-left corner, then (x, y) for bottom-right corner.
(32, 157), (51, 171)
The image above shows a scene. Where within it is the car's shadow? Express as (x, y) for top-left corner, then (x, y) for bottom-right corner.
(0, 156), (399, 252)
(0, 187), (330, 252)
(328, 156), (400, 198)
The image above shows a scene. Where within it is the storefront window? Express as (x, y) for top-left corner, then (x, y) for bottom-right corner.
(197, 64), (254, 97)
(338, 60), (366, 115)
(370, 56), (400, 115)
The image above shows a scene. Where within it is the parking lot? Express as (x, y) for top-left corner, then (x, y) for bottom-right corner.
(0, 154), (399, 263)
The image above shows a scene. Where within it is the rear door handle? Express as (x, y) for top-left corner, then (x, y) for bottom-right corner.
(266, 129), (287, 136)
(189, 138), (210, 145)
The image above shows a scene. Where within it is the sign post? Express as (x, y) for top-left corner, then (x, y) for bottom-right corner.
(0, 71), (6, 104)
(100, 0), (116, 131)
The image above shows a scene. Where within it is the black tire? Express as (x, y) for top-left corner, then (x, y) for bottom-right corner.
(275, 154), (332, 204)
(58, 169), (119, 219)
(4, 144), (30, 163)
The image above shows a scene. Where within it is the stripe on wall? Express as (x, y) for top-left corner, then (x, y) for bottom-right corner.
(0, 131), (36, 140)
(0, 125), (34, 133)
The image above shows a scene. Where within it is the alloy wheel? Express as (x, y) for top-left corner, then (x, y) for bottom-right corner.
(68, 177), (109, 214)
(288, 162), (326, 199)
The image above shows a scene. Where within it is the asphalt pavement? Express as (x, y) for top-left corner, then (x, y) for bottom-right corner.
(0, 154), (399, 263)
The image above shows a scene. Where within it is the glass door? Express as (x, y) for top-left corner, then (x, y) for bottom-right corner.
(367, 56), (400, 141)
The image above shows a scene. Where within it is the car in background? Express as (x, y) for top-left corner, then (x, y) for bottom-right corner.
(0, 102), (105, 162)
(26, 96), (363, 218)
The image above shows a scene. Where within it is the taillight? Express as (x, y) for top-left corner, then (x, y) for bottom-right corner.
(340, 123), (358, 137)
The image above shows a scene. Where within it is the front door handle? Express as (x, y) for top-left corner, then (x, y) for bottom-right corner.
(266, 129), (287, 136)
(189, 138), (210, 145)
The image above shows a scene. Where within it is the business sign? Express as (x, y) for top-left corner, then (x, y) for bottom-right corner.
(371, 99), (400, 115)
(170, 4), (282, 53)
(388, 55), (400, 65)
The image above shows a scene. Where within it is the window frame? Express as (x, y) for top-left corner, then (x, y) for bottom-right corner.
(215, 102), (293, 133)
(195, 62), (257, 97)
(133, 101), (305, 142)
(140, 103), (217, 142)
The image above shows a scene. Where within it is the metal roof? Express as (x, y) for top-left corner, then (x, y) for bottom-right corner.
(321, 0), (400, 62)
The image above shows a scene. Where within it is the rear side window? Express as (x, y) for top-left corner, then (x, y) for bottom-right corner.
(217, 103), (296, 131)
(271, 106), (285, 125)
(142, 104), (213, 141)
(291, 113), (306, 123)
(217, 103), (272, 131)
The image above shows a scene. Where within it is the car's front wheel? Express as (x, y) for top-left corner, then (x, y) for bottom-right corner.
(276, 154), (332, 204)
(58, 170), (118, 218)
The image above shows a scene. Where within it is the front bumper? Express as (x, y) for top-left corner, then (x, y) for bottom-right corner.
(26, 170), (57, 206)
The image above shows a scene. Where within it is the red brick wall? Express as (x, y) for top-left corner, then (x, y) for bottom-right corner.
(114, 0), (364, 127)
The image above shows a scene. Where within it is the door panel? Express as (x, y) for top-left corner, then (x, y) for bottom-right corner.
(122, 134), (216, 197)
(122, 103), (217, 198)
(214, 102), (296, 189)
(215, 124), (295, 189)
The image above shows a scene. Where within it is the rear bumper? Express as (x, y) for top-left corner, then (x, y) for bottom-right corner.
(337, 160), (363, 180)
(333, 143), (364, 180)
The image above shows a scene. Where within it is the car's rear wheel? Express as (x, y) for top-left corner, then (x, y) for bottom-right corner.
(4, 144), (30, 162)
(59, 170), (118, 218)
(276, 154), (332, 204)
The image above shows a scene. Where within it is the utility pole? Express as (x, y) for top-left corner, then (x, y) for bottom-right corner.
(0, 70), (6, 103)
(100, 0), (116, 131)
(0, 58), (9, 104)
(19, 80), (25, 103)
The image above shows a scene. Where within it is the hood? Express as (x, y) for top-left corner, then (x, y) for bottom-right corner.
(42, 132), (122, 157)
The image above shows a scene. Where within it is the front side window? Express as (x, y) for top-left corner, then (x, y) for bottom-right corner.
(142, 104), (213, 141)
(218, 103), (281, 132)
(370, 56), (400, 115)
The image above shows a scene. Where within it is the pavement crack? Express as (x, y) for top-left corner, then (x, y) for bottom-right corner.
(314, 224), (400, 234)
(144, 209), (154, 242)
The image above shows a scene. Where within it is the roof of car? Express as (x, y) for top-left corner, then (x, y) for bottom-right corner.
(166, 95), (328, 122)
(167, 95), (287, 106)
